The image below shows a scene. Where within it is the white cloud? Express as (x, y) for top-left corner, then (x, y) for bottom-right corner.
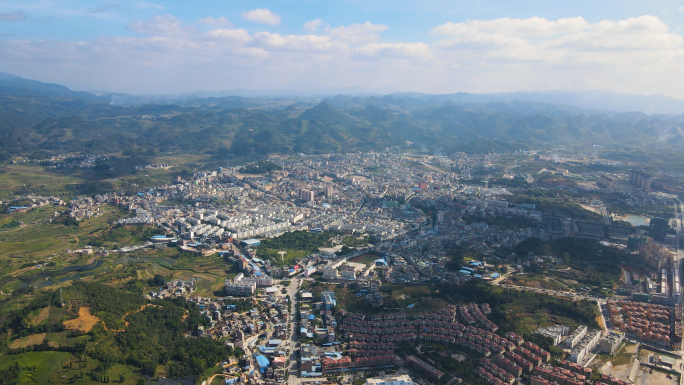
(328, 21), (388, 44)
(432, 15), (683, 60)
(304, 18), (326, 33)
(432, 17), (588, 38)
(679, 6), (684, 12)
(128, 15), (189, 36)
(354, 43), (430, 59)
(253, 32), (342, 52)
(204, 28), (253, 45)
(546, 16), (682, 51)
(198, 16), (232, 27)
(2, 14), (684, 98)
(0, 11), (26, 22)
(242, 8), (281, 25)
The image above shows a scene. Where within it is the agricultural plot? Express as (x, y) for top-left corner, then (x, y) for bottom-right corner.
(0, 351), (71, 385)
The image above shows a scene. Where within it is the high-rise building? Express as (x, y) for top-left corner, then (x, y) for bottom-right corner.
(325, 186), (334, 198)
(641, 174), (652, 191)
(298, 189), (314, 202)
(304, 190), (314, 202)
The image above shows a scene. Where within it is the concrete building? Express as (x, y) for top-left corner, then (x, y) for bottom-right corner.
(322, 290), (337, 311)
(366, 375), (413, 385)
(225, 274), (257, 296)
(599, 332), (624, 355)
(536, 325), (569, 346)
(322, 267), (338, 279)
(340, 265), (356, 280)
(561, 325), (587, 349)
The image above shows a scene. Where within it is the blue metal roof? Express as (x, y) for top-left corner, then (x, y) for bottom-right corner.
(255, 355), (269, 368)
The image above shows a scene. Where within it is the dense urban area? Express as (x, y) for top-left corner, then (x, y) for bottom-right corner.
(4, 143), (684, 385)
(4, 66), (684, 385)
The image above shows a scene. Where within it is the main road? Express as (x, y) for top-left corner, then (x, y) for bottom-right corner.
(283, 275), (304, 385)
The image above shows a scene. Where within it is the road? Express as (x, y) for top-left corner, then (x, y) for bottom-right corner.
(600, 205), (611, 225)
(676, 199), (684, 237)
(490, 269), (519, 285)
(283, 276), (303, 385)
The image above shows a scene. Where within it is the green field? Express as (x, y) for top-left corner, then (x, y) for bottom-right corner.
(0, 165), (83, 200)
(611, 342), (636, 366)
(257, 230), (338, 266)
(349, 254), (380, 265)
(0, 351), (71, 385)
(442, 281), (600, 336)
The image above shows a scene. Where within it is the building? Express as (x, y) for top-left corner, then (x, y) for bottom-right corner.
(240, 239), (261, 247)
(322, 290), (337, 311)
(225, 275), (257, 296)
(301, 292), (313, 301)
(561, 325), (587, 349)
(255, 355), (269, 372)
(405, 356), (443, 380)
(340, 265), (356, 280)
(366, 375), (413, 385)
(322, 267), (339, 279)
(536, 325), (569, 346)
(299, 189), (315, 202)
(598, 332), (624, 355)
(629, 170), (652, 191)
(272, 356), (286, 368)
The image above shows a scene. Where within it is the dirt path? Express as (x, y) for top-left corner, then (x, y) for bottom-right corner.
(101, 304), (160, 332)
(65, 304), (161, 333)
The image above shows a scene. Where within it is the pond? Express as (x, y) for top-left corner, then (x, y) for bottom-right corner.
(620, 214), (650, 227)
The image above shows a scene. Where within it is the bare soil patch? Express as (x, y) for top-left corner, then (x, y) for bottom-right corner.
(63, 307), (100, 333)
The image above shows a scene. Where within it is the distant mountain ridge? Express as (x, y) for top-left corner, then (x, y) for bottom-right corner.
(1, 72), (684, 160)
(0, 72), (104, 102)
(2, 71), (684, 114)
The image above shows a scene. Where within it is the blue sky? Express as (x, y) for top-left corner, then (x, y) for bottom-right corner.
(2, 0), (684, 97)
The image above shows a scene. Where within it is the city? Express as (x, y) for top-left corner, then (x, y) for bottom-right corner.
(3, 1), (684, 384)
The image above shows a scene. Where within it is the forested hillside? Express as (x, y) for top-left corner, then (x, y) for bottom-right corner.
(2, 73), (684, 161)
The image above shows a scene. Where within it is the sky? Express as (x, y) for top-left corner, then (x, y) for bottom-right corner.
(1, 0), (684, 97)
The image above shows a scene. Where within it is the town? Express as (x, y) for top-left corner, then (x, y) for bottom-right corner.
(2, 149), (675, 385)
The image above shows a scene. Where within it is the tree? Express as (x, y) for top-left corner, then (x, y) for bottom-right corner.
(149, 274), (166, 287)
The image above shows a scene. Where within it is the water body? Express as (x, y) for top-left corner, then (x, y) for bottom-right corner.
(621, 214), (650, 227)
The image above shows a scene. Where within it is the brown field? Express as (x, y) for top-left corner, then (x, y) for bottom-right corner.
(9, 333), (46, 349)
(28, 307), (50, 325)
(63, 307), (100, 333)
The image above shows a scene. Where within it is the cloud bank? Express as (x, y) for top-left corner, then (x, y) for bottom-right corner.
(1, 14), (683, 97)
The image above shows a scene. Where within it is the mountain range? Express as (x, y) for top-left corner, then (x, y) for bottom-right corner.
(1, 72), (684, 161)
